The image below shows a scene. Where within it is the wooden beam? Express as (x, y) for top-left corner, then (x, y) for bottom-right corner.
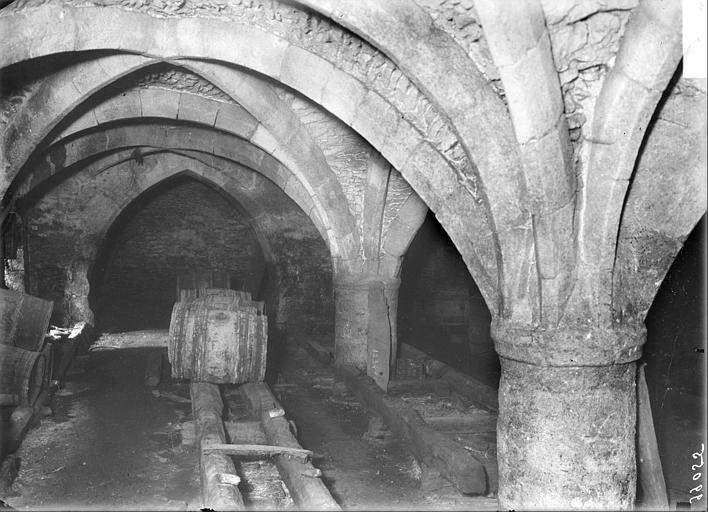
(636, 363), (669, 509)
(297, 338), (333, 366)
(337, 364), (488, 495)
(202, 443), (313, 462)
(400, 342), (498, 412)
(224, 420), (268, 445)
(239, 382), (340, 511)
(190, 382), (245, 511)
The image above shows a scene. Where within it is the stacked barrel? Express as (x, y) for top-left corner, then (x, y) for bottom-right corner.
(0, 289), (52, 408)
(168, 288), (267, 384)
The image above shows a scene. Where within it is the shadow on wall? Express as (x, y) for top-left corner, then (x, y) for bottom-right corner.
(642, 214), (706, 502)
(398, 212), (499, 388)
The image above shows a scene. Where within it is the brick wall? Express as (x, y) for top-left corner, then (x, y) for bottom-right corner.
(94, 179), (264, 330)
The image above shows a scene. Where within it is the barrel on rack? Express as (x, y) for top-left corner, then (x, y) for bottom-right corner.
(168, 289), (267, 384)
(1, 289), (53, 351)
(0, 344), (48, 406)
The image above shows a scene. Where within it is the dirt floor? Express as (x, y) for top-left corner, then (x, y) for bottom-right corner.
(3, 345), (201, 510)
(2, 331), (497, 511)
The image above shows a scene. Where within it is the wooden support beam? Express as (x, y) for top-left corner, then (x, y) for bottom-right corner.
(202, 443), (313, 462)
(337, 364), (488, 495)
(224, 420), (268, 445)
(239, 382), (340, 511)
(190, 382), (245, 511)
(636, 363), (669, 509)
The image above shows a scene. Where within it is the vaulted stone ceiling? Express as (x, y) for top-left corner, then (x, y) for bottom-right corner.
(1, 0), (704, 508)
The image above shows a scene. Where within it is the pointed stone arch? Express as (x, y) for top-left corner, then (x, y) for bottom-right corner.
(0, 1), (502, 314)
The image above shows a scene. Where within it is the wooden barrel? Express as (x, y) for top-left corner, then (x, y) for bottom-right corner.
(168, 293), (267, 384)
(0, 344), (48, 406)
(175, 271), (243, 301)
(1, 289), (53, 351)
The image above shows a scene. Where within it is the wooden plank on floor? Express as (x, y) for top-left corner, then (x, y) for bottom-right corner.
(387, 379), (451, 395)
(224, 420), (268, 445)
(191, 382), (245, 511)
(239, 382), (340, 511)
(202, 443), (313, 462)
(337, 364), (488, 495)
(422, 414), (497, 433)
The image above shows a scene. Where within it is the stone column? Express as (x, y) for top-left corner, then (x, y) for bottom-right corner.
(491, 320), (646, 510)
(62, 259), (95, 326)
(334, 274), (400, 389)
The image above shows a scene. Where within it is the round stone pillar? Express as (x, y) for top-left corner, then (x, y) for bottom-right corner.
(333, 274), (400, 385)
(62, 259), (95, 326)
(491, 321), (646, 510)
(334, 278), (370, 369)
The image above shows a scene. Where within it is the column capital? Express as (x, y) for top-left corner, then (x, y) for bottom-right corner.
(491, 319), (646, 366)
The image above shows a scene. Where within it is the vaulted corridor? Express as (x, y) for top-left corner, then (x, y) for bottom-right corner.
(1, 0), (705, 510)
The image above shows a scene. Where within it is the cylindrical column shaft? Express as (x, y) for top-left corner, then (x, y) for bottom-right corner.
(492, 321), (645, 509)
(333, 275), (400, 387)
(497, 358), (637, 509)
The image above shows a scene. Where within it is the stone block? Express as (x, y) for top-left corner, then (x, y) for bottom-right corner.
(352, 90), (400, 151)
(214, 104), (259, 139)
(395, 193), (428, 231)
(250, 124), (279, 155)
(58, 110), (99, 140)
(382, 218), (412, 257)
(280, 46), (334, 104)
(402, 142), (456, 208)
(337, 0), (433, 53)
(177, 93), (218, 126)
(215, 134), (265, 171)
(473, 0), (547, 68)
(502, 35), (564, 145)
(379, 119), (422, 172)
(203, 23), (289, 79)
(94, 91), (141, 124)
(139, 88), (180, 119)
(321, 69), (368, 126)
(256, 154), (287, 187)
(614, 6), (682, 91)
(520, 124), (574, 211)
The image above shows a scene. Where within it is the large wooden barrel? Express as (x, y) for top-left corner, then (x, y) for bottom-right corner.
(0, 289), (53, 351)
(175, 271), (244, 301)
(0, 344), (48, 406)
(168, 291), (267, 384)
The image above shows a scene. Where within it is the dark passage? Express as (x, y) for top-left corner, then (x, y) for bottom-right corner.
(398, 212), (499, 388)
